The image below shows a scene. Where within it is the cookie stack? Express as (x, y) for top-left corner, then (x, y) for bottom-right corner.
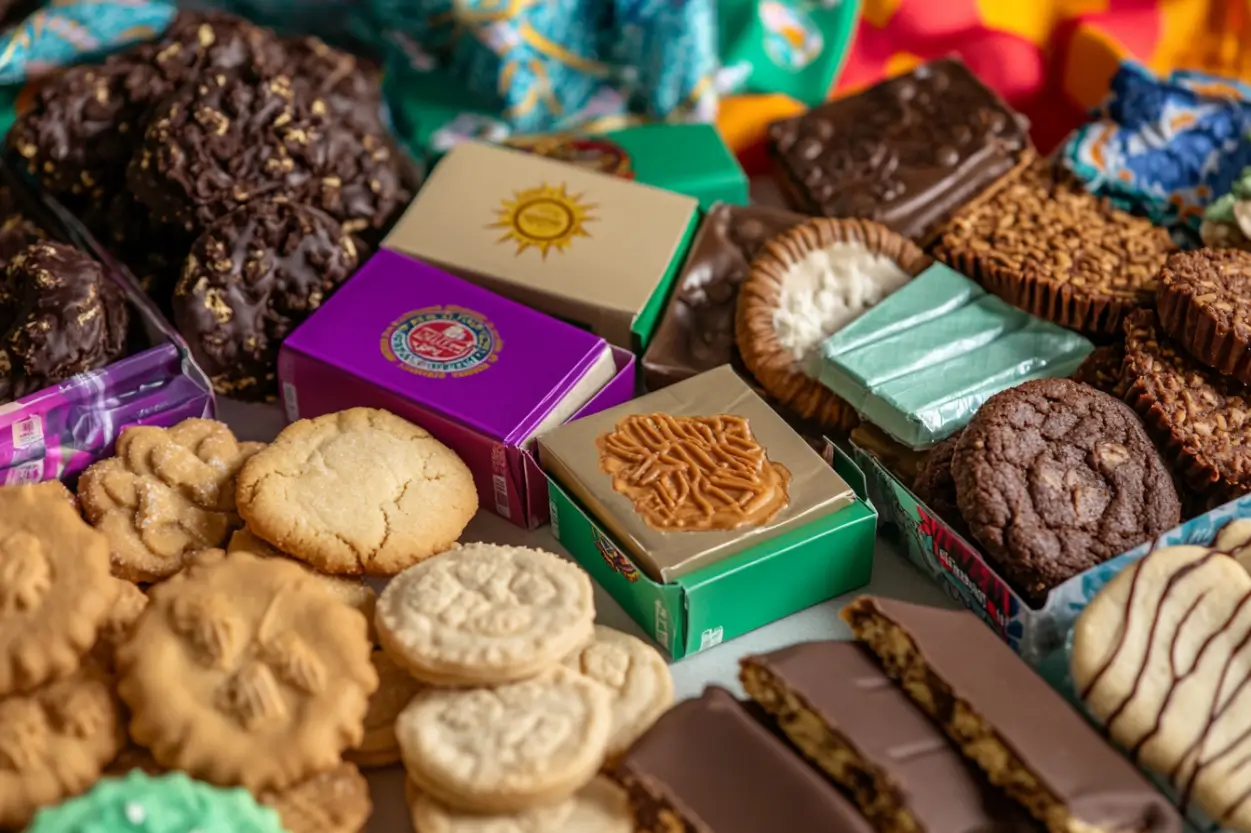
(8, 10), (407, 401)
(375, 541), (674, 830)
(911, 377), (1181, 608)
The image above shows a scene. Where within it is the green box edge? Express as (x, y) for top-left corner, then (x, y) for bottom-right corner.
(630, 205), (701, 352)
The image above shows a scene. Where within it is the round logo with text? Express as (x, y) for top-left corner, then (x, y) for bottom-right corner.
(383, 307), (500, 378)
(759, 1), (824, 71)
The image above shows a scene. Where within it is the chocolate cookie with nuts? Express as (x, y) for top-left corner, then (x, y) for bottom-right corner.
(1070, 342), (1128, 399)
(936, 162), (1176, 336)
(953, 378), (1180, 606)
(911, 433), (969, 539)
(173, 198), (359, 401)
(283, 35), (384, 134)
(1156, 248), (1251, 385)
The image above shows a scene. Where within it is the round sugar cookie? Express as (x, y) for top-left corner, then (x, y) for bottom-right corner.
(236, 408), (477, 576)
(376, 542), (595, 686)
(563, 625), (673, 757)
(406, 776), (631, 833)
(396, 666), (612, 813)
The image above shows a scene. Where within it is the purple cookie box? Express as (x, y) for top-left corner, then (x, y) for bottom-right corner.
(0, 161), (214, 485)
(278, 249), (636, 529)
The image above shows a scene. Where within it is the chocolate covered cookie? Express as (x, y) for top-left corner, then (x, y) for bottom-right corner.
(283, 35), (384, 134)
(911, 433), (968, 539)
(0, 242), (128, 402)
(1156, 248), (1251, 384)
(151, 9), (286, 82)
(0, 185), (47, 270)
(173, 198), (358, 400)
(952, 378), (1179, 606)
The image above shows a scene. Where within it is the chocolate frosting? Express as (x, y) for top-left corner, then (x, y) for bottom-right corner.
(617, 686), (873, 833)
(752, 640), (1041, 832)
(860, 598), (1181, 833)
(642, 203), (806, 392)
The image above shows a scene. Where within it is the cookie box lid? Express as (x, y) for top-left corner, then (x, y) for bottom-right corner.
(382, 140), (701, 350)
(537, 364), (857, 583)
(281, 249), (616, 447)
(819, 263), (1094, 450)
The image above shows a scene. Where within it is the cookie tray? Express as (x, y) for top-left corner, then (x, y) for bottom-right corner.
(0, 158), (214, 486)
(855, 442), (1251, 668)
(546, 441), (877, 660)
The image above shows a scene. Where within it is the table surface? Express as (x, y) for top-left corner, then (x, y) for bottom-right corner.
(216, 400), (959, 831)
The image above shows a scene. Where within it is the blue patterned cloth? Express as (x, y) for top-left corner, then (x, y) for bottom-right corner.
(1061, 62), (1251, 247)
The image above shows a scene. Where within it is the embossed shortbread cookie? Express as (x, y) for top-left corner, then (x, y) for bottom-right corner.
(0, 485), (116, 694)
(377, 542), (595, 686)
(79, 419), (264, 582)
(236, 408), (478, 575)
(1073, 543), (1251, 828)
(563, 625), (673, 757)
(0, 664), (126, 829)
(93, 578), (150, 669)
(346, 648), (424, 767)
(259, 761), (372, 833)
(116, 549), (378, 792)
(407, 776), (632, 833)
(397, 666), (613, 813)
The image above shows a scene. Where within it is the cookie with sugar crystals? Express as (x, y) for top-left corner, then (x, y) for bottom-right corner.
(736, 218), (929, 432)
(236, 408), (477, 576)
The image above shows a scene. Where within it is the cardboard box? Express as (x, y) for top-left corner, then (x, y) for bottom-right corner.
(547, 441), (877, 659)
(278, 249), (636, 529)
(383, 141), (700, 351)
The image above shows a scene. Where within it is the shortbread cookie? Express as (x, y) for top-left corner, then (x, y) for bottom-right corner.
(563, 626), (673, 758)
(0, 665), (126, 829)
(259, 761), (372, 833)
(93, 578), (150, 669)
(407, 776), (631, 833)
(236, 408), (478, 575)
(116, 549), (378, 792)
(25, 770), (285, 833)
(0, 484), (115, 694)
(78, 419), (264, 582)
(105, 742), (167, 777)
(346, 648), (424, 767)
(377, 542), (595, 686)
(1216, 518), (1251, 568)
(397, 666), (612, 813)
(736, 218), (925, 431)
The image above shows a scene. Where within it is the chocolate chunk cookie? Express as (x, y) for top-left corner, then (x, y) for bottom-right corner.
(173, 198), (359, 401)
(912, 433), (969, 539)
(1070, 343), (1128, 399)
(1156, 248), (1251, 384)
(1123, 308), (1251, 504)
(952, 378), (1180, 607)
(0, 242), (128, 402)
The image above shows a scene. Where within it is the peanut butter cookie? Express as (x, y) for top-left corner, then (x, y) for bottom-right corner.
(236, 408), (478, 575)
(346, 648), (424, 767)
(78, 418), (264, 582)
(407, 776), (632, 833)
(376, 542), (595, 686)
(397, 667), (612, 813)
(116, 549), (378, 792)
(92, 578), (149, 670)
(563, 626), (672, 758)
(259, 761), (372, 833)
(0, 484), (115, 694)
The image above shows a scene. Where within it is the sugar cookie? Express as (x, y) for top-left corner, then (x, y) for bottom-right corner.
(407, 776), (631, 833)
(116, 549), (377, 792)
(397, 666), (612, 813)
(377, 542), (595, 686)
(236, 408), (477, 575)
(563, 625), (672, 757)
(346, 648), (424, 767)
(259, 761), (372, 833)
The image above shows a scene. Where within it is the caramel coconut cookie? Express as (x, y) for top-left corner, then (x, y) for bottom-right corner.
(377, 542), (595, 686)
(736, 218), (927, 432)
(1123, 308), (1251, 503)
(936, 161), (1176, 336)
(0, 485), (116, 694)
(1156, 248), (1251, 385)
(953, 378), (1180, 606)
(236, 408), (477, 575)
(397, 666), (612, 813)
(407, 776), (632, 833)
(79, 418), (264, 582)
(116, 549), (378, 792)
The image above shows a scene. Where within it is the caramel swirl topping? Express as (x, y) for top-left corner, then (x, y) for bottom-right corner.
(596, 413), (791, 532)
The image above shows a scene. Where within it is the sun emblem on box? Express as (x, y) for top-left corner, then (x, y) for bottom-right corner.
(591, 526), (640, 583)
(382, 305), (501, 379)
(488, 183), (597, 259)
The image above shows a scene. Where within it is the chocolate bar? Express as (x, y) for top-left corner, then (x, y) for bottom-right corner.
(611, 686), (874, 833)
(642, 203), (806, 391)
(742, 640), (1041, 833)
(768, 58), (1032, 243)
(842, 597), (1182, 833)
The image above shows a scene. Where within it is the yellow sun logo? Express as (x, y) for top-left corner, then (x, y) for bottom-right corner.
(488, 183), (597, 259)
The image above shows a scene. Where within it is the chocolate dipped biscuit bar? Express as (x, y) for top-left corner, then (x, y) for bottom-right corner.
(768, 58), (1033, 243)
(611, 686), (874, 833)
(842, 597), (1181, 833)
(742, 640), (1040, 833)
